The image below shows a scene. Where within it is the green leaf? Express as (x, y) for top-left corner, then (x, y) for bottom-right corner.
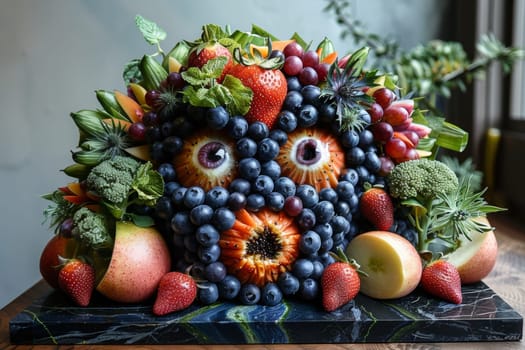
(132, 162), (164, 207)
(222, 75), (253, 116)
(123, 58), (142, 85)
(182, 86), (218, 108)
(181, 56), (227, 86)
(135, 15), (166, 45)
(128, 213), (155, 227)
(250, 24), (280, 41)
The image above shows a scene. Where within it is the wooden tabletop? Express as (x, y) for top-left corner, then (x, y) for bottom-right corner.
(1, 213), (523, 350)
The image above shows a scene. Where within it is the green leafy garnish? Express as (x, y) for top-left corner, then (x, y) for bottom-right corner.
(135, 15), (167, 46)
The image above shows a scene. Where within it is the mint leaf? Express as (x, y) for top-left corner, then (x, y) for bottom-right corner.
(122, 58), (142, 84)
(181, 56), (227, 86)
(183, 86), (219, 108)
(222, 75), (253, 116)
(201, 24), (229, 41)
(181, 67), (213, 86)
(135, 15), (167, 45)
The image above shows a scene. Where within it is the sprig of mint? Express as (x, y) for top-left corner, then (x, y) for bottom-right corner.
(135, 15), (167, 48)
(181, 57), (252, 116)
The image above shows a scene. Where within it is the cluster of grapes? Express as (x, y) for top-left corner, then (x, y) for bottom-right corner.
(127, 49), (419, 305)
(280, 42), (330, 86)
(367, 87), (429, 168)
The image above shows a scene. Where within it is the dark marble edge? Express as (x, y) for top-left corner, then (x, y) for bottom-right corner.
(9, 281), (524, 345)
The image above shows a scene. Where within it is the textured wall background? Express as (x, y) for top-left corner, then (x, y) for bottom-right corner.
(0, 0), (450, 307)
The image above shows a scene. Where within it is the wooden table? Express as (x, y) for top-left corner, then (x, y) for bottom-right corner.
(1, 213), (523, 350)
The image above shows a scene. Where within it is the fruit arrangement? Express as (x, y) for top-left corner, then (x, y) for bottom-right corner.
(40, 17), (504, 314)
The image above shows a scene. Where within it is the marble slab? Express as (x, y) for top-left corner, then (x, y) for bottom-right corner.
(9, 281), (523, 345)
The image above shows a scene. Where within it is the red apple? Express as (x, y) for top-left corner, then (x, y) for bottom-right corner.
(445, 216), (498, 284)
(346, 231), (422, 299)
(39, 234), (77, 289)
(96, 221), (171, 303)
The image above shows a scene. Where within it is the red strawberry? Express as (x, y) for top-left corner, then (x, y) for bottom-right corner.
(58, 258), (95, 307)
(321, 250), (361, 312)
(227, 63), (287, 129)
(39, 234), (76, 289)
(188, 42), (233, 81)
(153, 272), (197, 316)
(420, 259), (462, 304)
(359, 185), (394, 230)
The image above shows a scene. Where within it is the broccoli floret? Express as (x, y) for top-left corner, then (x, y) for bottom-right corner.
(72, 207), (113, 250)
(86, 156), (140, 204)
(387, 158), (459, 201)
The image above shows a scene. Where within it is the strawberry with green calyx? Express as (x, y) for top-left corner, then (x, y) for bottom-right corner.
(153, 272), (197, 316)
(321, 247), (362, 312)
(420, 258), (462, 304)
(227, 41), (287, 129)
(57, 257), (95, 307)
(359, 183), (394, 231)
(187, 24), (239, 82)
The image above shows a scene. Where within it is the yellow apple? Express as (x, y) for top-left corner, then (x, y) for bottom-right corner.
(97, 221), (171, 303)
(346, 231), (422, 299)
(444, 216), (498, 284)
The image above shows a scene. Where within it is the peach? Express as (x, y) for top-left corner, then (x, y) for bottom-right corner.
(346, 231), (422, 299)
(445, 216), (498, 284)
(96, 221), (171, 303)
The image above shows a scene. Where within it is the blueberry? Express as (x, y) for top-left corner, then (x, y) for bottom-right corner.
(226, 116), (249, 139)
(206, 106), (229, 129)
(318, 102), (336, 123)
(297, 208), (316, 230)
(246, 193), (265, 211)
(189, 262), (206, 279)
(239, 283), (261, 305)
(162, 135), (184, 156)
(157, 163), (176, 182)
(227, 191), (247, 211)
(218, 275), (241, 300)
(236, 137), (258, 158)
(155, 196), (173, 220)
(358, 109), (372, 124)
(319, 237), (334, 253)
(261, 160), (281, 181)
(190, 204), (214, 225)
(292, 258), (314, 279)
(340, 168), (359, 186)
(330, 215), (350, 235)
(198, 282), (219, 305)
(346, 147), (365, 166)
(195, 224), (220, 247)
(356, 165), (370, 185)
(183, 186), (206, 209)
(313, 200), (335, 224)
(340, 130), (360, 148)
(184, 234), (198, 252)
(238, 157), (261, 181)
(205, 261), (227, 282)
(319, 252), (336, 267)
(229, 178), (251, 195)
(282, 90), (303, 112)
(358, 129), (374, 148)
(296, 184), (319, 208)
(364, 151), (381, 173)
(299, 278), (319, 300)
(171, 186), (187, 208)
(164, 181), (181, 197)
(269, 129), (288, 146)
(314, 223), (333, 240)
(336, 181), (355, 202)
(301, 85), (321, 105)
(277, 272), (300, 296)
(212, 207), (236, 231)
(287, 76), (302, 91)
(261, 283), (283, 306)
(311, 260), (325, 279)
(252, 174), (274, 195)
(299, 230), (322, 255)
(197, 243), (221, 264)
(257, 137), (280, 161)
(274, 177), (296, 197)
(205, 186), (230, 208)
(171, 211), (195, 235)
(319, 187), (338, 204)
(276, 110), (298, 133)
(247, 121), (269, 141)
(266, 192), (285, 211)
(297, 104), (318, 128)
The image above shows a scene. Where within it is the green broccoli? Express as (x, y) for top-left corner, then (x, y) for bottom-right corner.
(387, 158), (459, 201)
(72, 207), (113, 250)
(86, 156), (140, 204)
(86, 156), (164, 222)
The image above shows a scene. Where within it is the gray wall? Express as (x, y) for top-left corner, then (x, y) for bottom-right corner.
(0, 0), (449, 307)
